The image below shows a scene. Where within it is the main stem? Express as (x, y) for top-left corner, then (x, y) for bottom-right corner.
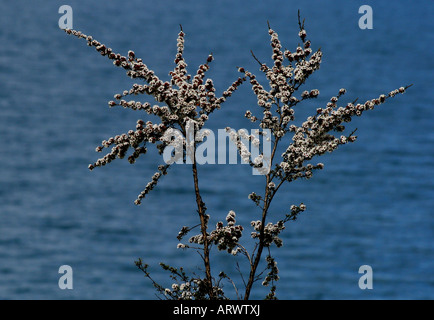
(244, 181), (271, 300)
(244, 136), (280, 300)
(192, 160), (214, 299)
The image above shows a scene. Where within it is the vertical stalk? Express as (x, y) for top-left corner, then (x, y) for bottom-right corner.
(192, 154), (214, 299)
(244, 182), (270, 300)
(244, 136), (280, 300)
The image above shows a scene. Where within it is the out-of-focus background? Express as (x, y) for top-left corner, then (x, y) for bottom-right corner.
(0, 0), (432, 299)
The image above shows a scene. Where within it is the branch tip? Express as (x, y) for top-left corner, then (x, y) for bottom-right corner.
(250, 50), (263, 66)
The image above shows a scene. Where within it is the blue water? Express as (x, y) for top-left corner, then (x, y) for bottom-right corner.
(0, 0), (433, 300)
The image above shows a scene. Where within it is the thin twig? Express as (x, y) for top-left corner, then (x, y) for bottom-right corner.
(298, 10), (305, 30)
(250, 50), (264, 67)
(236, 262), (247, 289)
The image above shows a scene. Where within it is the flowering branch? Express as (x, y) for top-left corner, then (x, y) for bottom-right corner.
(234, 11), (411, 299)
(64, 26), (245, 299)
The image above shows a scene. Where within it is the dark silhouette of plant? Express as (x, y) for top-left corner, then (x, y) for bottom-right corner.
(64, 11), (410, 300)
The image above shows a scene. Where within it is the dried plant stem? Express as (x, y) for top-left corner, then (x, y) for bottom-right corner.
(191, 150), (214, 299)
(244, 137), (280, 300)
(244, 192), (270, 299)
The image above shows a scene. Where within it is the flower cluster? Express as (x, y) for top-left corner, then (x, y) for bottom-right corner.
(135, 259), (226, 300)
(176, 226), (191, 241)
(211, 210), (244, 254)
(234, 16), (412, 197)
(251, 220), (285, 247)
(237, 16), (411, 189)
(163, 278), (226, 300)
(226, 128), (252, 164)
(164, 281), (193, 300)
(188, 210), (244, 255)
(225, 127), (271, 174)
(64, 27), (244, 204)
(277, 86), (410, 184)
(262, 255), (279, 287)
(263, 255), (279, 300)
(239, 19), (321, 138)
(285, 203), (307, 222)
(248, 192), (262, 206)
